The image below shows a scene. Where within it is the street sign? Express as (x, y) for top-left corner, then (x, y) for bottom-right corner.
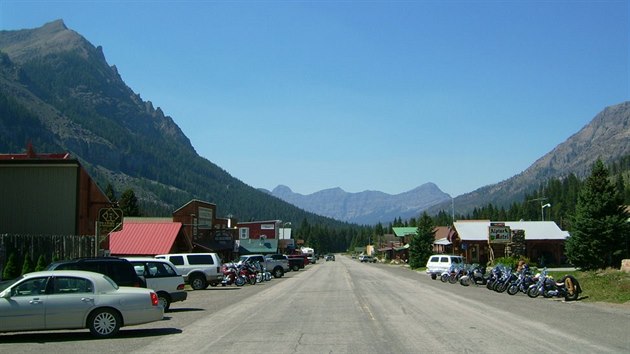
(488, 225), (511, 243)
(98, 207), (123, 235)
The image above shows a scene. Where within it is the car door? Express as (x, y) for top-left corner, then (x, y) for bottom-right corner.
(44, 276), (96, 329)
(0, 276), (47, 331)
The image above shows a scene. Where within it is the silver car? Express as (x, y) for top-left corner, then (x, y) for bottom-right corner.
(0, 270), (164, 338)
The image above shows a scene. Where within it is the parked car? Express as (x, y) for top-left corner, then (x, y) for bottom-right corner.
(359, 255), (376, 263)
(124, 257), (187, 311)
(0, 270), (163, 338)
(325, 254), (335, 261)
(425, 254), (464, 280)
(155, 253), (223, 290)
(46, 257), (145, 288)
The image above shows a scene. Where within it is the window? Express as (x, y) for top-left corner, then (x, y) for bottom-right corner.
(13, 277), (48, 296)
(52, 277), (93, 294)
(169, 256), (185, 266)
(187, 254), (214, 265)
(440, 257), (448, 262)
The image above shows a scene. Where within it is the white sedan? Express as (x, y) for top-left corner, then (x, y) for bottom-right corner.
(0, 270), (164, 338)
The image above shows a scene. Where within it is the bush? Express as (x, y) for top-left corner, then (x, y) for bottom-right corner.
(21, 255), (34, 275)
(35, 254), (48, 271)
(492, 256), (531, 270)
(3, 253), (20, 280)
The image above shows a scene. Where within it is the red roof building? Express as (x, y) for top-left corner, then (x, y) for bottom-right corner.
(109, 219), (190, 256)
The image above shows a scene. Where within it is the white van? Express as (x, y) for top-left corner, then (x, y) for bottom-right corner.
(155, 253), (223, 290)
(425, 254), (464, 279)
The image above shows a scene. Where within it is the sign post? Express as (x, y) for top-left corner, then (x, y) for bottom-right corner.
(487, 223), (511, 264)
(96, 207), (123, 256)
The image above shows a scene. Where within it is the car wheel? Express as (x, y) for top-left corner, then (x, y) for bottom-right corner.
(190, 275), (208, 290)
(88, 308), (121, 338)
(273, 267), (284, 278)
(157, 292), (171, 311)
(430, 274), (437, 280)
(292, 265), (299, 271)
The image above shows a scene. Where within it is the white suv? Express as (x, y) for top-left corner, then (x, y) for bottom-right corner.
(155, 253), (223, 290)
(425, 254), (464, 280)
(125, 257), (187, 311)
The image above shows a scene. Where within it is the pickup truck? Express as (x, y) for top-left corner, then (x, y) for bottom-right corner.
(286, 253), (309, 270)
(239, 254), (290, 278)
(286, 256), (305, 271)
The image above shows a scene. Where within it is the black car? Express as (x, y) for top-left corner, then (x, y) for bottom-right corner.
(46, 257), (145, 287)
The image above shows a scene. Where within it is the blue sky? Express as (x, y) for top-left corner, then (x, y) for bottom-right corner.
(1, 1), (628, 197)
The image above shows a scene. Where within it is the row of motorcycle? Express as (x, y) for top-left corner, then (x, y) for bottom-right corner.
(221, 261), (272, 287)
(439, 263), (582, 301)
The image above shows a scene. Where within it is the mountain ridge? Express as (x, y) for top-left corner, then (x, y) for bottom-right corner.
(262, 183), (451, 224)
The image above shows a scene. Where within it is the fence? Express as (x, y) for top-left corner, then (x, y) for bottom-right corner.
(0, 233), (96, 279)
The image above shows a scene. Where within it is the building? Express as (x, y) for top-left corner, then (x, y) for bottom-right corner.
(0, 148), (111, 237)
(236, 220), (281, 255)
(109, 218), (190, 256)
(450, 220), (569, 266)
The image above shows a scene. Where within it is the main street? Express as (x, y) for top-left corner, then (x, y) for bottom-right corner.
(1, 256), (628, 353)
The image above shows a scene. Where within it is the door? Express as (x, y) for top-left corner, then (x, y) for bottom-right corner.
(44, 276), (96, 329)
(0, 277), (47, 331)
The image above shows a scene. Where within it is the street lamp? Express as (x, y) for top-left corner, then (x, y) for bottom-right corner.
(541, 203), (551, 221)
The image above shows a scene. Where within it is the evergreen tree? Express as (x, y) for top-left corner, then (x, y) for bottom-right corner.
(409, 212), (435, 269)
(35, 254), (48, 271)
(105, 183), (117, 203)
(21, 254), (34, 275)
(119, 188), (140, 216)
(565, 160), (630, 270)
(2, 253), (19, 280)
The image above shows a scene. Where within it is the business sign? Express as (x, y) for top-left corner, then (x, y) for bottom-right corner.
(98, 207), (123, 236)
(198, 207), (213, 229)
(488, 224), (511, 243)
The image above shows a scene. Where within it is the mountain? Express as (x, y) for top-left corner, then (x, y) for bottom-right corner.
(0, 20), (346, 226)
(430, 101), (630, 216)
(263, 183), (451, 225)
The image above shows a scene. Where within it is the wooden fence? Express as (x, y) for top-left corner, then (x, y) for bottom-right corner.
(0, 234), (96, 277)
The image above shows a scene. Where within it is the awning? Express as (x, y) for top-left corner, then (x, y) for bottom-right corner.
(434, 237), (452, 246)
(238, 238), (279, 254)
(394, 244), (410, 251)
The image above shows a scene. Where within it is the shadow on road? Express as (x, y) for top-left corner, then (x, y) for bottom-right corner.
(0, 327), (181, 343)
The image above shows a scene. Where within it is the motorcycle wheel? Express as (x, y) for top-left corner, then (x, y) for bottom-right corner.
(498, 282), (510, 293)
(235, 276), (246, 287)
(440, 274), (448, 283)
(527, 286), (540, 298)
(248, 276), (257, 285)
(507, 284), (519, 295)
(486, 280), (495, 290)
(564, 277), (579, 301)
(448, 274), (459, 284)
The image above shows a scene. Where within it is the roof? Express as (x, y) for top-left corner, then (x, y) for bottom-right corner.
(453, 221), (569, 241)
(434, 237), (452, 245)
(393, 227), (417, 237)
(110, 222), (183, 255)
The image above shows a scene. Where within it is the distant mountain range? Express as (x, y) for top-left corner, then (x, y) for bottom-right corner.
(261, 183), (451, 225)
(1, 20), (628, 226)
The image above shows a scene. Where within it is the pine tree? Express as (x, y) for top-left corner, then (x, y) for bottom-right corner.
(2, 253), (19, 280)
(35, 254), (48, 271)
(119, 188), (140, 216)
(21, 254), (34, 275)
(565, 160), (630, 270)
(409, 212), (435, 269)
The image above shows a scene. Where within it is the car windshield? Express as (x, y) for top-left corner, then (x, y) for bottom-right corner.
(0, 277), (22, 292)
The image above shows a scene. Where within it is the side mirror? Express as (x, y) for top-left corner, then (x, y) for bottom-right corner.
(0, 290), (11, 299)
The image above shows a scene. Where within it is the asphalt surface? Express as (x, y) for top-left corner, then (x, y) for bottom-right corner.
(1, 256), (628, 353)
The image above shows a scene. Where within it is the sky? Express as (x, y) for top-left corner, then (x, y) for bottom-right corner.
(1, 0), (628, 197)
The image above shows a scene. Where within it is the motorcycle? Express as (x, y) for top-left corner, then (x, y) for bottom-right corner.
(459, 264), (487, 286)
(221, 263), (246, 287)
(527, 268), (582, 301)
(239, 261), (258, 285)
(506, 266), (534, 295)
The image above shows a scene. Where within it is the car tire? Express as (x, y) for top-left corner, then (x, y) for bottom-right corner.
(88, 308), (121, 338)
(157, 292), (171, 311)
(430, 274), (437, 280)
(273, 267), (284, 278)
(190, 275), (208, 290)
(292, 265), (300, 271)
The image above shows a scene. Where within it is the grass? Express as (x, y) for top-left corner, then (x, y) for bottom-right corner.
(547, 269), (630, 304)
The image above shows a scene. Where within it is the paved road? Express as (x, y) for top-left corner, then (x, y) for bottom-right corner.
(1, 256), (629, 353)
